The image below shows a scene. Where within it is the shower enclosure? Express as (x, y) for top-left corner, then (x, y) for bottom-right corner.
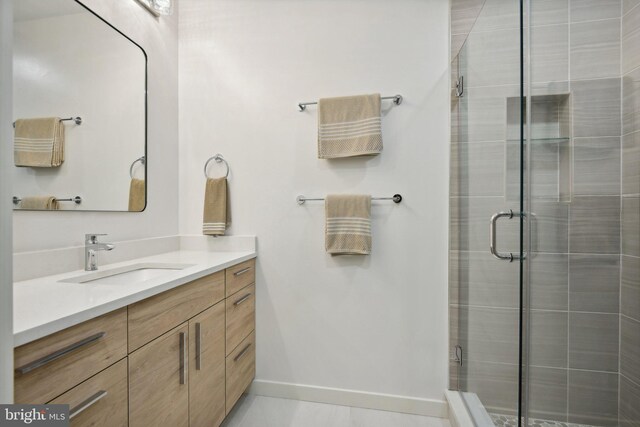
(449, 1), (640, 426)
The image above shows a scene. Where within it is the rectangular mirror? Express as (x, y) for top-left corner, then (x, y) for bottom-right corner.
(12, 0), (147, 212)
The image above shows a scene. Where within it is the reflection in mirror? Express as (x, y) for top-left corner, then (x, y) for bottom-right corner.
(12, 0), (147, 212)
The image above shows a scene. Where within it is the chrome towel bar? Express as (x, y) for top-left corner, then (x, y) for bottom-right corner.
(13, 195), (82, 205)
(13, 116), (82, 128)
(296, 194), (402, 205)
(298, 95), (403, 112)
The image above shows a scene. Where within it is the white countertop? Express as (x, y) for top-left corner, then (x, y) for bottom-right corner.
(13, 249), (256, 347)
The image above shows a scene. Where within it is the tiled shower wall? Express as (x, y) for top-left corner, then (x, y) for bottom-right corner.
(450, 1), (639, 425)
(620, 2), (640, 426)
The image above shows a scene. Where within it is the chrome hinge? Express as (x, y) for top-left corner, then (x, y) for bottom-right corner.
(455, 76), (464, 97)
(453, 345), (463, 366)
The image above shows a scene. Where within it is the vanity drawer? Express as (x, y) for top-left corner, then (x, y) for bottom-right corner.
(225, 283), (255, 356)
(14, 308), (127, 404)
(49, 358), (128, 427)
(225, 259), (255, 297)
(225, 331), (255, 415)
(128, 271), (225, 352)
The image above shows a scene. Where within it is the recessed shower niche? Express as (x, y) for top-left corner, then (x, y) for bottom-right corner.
(506, 93), (572, 203)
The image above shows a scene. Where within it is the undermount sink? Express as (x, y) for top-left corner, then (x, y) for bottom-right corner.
(60, 263), (195, 284)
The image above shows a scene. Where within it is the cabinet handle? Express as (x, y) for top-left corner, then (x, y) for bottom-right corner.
(15, 332), (106, 375)
(233, 343), (252, 362)
(69, 390), (108, 419)
(179, 332), (186, 385)
(233, 293), (252, 306)
(195, 322), (202, 371)
(233, 267), (252, 276)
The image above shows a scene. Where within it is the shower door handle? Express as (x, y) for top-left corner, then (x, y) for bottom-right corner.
(490, 210), (523, 262)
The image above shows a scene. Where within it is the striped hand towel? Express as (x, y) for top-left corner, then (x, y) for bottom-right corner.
(14, 117), (65, 167)
(203, 177), (231, 236)
(317, 94), (382, 159)
(325, 194), (372, 255)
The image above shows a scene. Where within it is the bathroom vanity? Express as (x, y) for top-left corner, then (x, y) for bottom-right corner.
(12, 251), (256, 427)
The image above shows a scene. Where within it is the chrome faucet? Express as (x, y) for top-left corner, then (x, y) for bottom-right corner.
(85, 234), (115, 271)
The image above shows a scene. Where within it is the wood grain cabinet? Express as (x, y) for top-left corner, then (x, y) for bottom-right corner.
(13, 257), (256, 427)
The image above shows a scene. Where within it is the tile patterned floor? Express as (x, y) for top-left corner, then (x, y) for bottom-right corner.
(490, 413), (597, 427)
(221, 395), (451, 427)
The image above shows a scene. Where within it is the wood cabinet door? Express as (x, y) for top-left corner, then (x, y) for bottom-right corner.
(189, 302), (226, 427)
(129, 323), (189, 427)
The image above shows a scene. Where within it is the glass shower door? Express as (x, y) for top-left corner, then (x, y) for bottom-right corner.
(449, 0), (525, 422)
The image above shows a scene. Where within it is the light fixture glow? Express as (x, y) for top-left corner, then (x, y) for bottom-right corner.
(135, 0), (173, 16)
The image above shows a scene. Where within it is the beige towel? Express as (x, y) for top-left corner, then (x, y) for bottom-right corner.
(203, 177), (231, 236)
(19, 196), (59, 210)
(325, 194), (372, 255)
(128, 179), (146, 212)
(317, 94), (382, 159)
(14, 117), (65, 167)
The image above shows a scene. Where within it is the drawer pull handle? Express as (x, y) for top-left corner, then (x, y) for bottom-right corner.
(233, 267), (252, 276)
(195, 322), (202, 371)
(69, 390), (108, 419)
(179, 332), (186, 385)
(233, 343), (252, 362)
(15, 332), (106, 375)
(233, 293), (253, 306)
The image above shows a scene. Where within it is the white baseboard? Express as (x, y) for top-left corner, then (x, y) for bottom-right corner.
(247, 380), (448, 419)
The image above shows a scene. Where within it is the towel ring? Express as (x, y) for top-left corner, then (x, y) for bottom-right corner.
(204, 154), (230, 179)
(129, 156), (146, 179)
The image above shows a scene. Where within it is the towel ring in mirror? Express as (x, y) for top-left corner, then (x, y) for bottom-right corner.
(204, 154), (230, 179)
(129, 156), (146, 179)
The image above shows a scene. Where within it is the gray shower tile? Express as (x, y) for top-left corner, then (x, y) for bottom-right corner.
(570, 19), (621, 80)
(451, 142), (505, 197)
(622, 132), (640, 195)
(451, 0), (487, 35)
(455, 85), (519, 143)
(531, 0), (569, 27)
(465, 29), (520, 88)
(531, 24), (569, 84)
(464, 360), (519, 415)
(573, 137), (621, 196)
(619, 374), (640, 427)
(570, 0), (621, 22)
(568, 370), (619, 426)
(569, 196), (620, 254)
(529, 367), (568, 422)
(569, 255), (620, 313)
(470, 0), (520, 33)
(622, 68), (640, 136)
(621, 315), (640, 385)
(624, 0), (640, 15)
(569, 312), (619, 372)
(506, 139), (565, 201)
(530, 200), (570, 253)
(449, 251), (520, 309)
(572, 79), (621, 138)
(530, 310), (568, 368)
(623, 4), (640, 74)
(453, 306), (519, 364)
(622, 197), (640, 256)
(621, 255), (640, 320)
(530, 253), (569, 311)
(450, 197), (520, 252)
(451, 34), (467, 60)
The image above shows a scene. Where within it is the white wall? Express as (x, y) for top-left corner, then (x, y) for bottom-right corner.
(179, 0), (450, 402)
(0, 0), (14, 403)
(13, 0), (179, 252)
(13, 11), (145, 211)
